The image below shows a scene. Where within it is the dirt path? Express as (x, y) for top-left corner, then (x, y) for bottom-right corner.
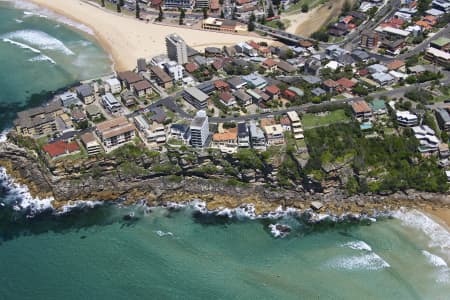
(284, 0), (354, 37)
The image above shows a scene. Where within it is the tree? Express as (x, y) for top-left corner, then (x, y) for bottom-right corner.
(119, 0), (124, 6)
(272, 0), (281, 7)
(116, 3), (121, 13)
(342, 0), (351, 15)
(135, 1), (140, 19)
(179, 8), (185, 25)
(301, 3), (309, 12)
(248, 21), (255, 32)
(220, 10), (224, 18)
(368, 6), (378, 18)
(203, 7), (208, 19)
(268, 4), (275, 18)
(417, 0), (432, 14)
(157, 6), (164, 22)
(101, 0), (105, 7)
(232, 7), (237, 20)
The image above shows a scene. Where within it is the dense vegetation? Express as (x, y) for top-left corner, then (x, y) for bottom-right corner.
(304, 123), (448, 194)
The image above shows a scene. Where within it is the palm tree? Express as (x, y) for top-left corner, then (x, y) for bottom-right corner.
(116, 3), (121, 13)
(101, 0), (105, 7)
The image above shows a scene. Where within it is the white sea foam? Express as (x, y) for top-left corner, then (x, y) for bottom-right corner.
(28, 54), (56, 64)
(326, 253), (390, 271)
(393, 209), (450, 254)
(14, 18), (24, 23)
(422, 250), (448, 268)
(0, 129), (10, 143)
(341, 241), (372, 252)
(0, 167), (54, 215)
(1, 38), (41, 53)
(269, 223), (291, 238)
(155, 230), (173, 237)
(12, 0), (94, 35)
(2, 30), (74, 55)
(56, 200), (103, 215)
(422, 250), (450, 283)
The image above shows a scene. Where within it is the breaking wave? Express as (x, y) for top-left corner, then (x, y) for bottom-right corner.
(341, 240), (372, 252)
(2, 30), (74, 55)
(28, 54), (56, 64)
(326, 253), (390, 271)
(1, 38), (41, 53)
(12, 0), (94, 35)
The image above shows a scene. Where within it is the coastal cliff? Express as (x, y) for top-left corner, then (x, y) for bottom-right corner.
(0, 135), (449, 216)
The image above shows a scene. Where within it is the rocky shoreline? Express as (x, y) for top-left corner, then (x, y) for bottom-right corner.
(0, 139), (449, 218)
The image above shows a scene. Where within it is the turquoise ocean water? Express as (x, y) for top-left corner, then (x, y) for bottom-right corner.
(0, 1), (449, 299)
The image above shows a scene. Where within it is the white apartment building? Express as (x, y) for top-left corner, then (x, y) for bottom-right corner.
(190, 110), (209, 148)
(287, 111), (304, 140)
(166, 34), (188, 65)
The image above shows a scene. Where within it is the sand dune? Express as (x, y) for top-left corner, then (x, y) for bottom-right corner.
(27, 0), (270, 71)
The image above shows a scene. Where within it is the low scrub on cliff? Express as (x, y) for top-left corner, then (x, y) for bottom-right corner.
(304, 123), (448, 194)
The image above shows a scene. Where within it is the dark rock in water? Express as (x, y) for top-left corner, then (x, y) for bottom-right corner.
(80, 235), (87, 239)
(269, 223), (291, 238)
(276, 224), (291, 233)
(123, 212), (135, 221)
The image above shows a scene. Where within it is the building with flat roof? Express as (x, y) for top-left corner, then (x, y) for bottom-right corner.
(14, 102), (63, 137)
(80, 132), (102, 155)
(424, 47), (450, 67)
(435, 107), (450, 132)
(412, 125), (440, 153)
(190, 110), (209, 148)
(59, 92), (80, 108)
(237, 122), (250, 148)
(242, 74), (267, 89)
(96, 116), (136, 149)
(202, 18), (238, 32)
(263, 124), (285, 146)
(396, 111), (419, 127)
(101, 93), (122, 113)
(249, 121), (266, 150)
(105, 78), (122, 94)
(166, 34), (188, 65)
(287, 111), (304, 140)
(150, 66), (173, 89)
(163, 0), (194, 9)
(183, 87), (209, 109)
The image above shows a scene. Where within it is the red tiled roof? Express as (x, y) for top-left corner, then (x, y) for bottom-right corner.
(265, 85), (280, 95)
(247, 40), (261, 50)
(262, 58), (277, 67)
(336, 77), (356, 89)
(323, 79), (339, 88)
(185, 62), (199, 73)
(280, 116), (291, 126)
(351, 100), (372, 113)
(283, 89), (296, 98)
(215, 80), (229, 89)
(358, 69), (369, 76)
(341, 16), (353, 24)
(386, 60), (405, 70)
(220, 92), (234, 103)
(43, 141), (80, 158)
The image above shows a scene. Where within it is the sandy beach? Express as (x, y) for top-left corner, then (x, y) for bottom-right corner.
(424, 207), (450, 229)
(25, 0), (270, 71)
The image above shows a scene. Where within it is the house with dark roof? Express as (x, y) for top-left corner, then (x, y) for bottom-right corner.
(75, 84), (95, 104)
(132, 80), (153, 97)
(277, 60), (296, 74)
(118, 71), (143, 89)
(234, 89), (252, 106)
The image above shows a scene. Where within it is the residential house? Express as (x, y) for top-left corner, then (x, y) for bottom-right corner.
(59, 92), (80, 108)
(237, 122), (250, 148)
(386, 60), (406, 72)
(435, 107), (450, 132)
(424, 47), (450, 67)
(369, 99), (387, 115)
(263, 124), (285, 146)
(85, 104), (102, 120)
(212, 128), (238, 153)
(14, 102), (63, 137)
(261, 58), (278, 73)
(234, 89), (252, 106)
(169, 124), (190, 144)
(372, 72), (395, 86)
(439, 143), (449, 158)
(360, 30), (379, 49)
(351, 100), (372, 120)
(280, 116), (291, 132)
(287, 111), (304, 140)
(145, 123), (166, 148)
(265, 85), (281, 100)
(336, 77), (357, 93)
(368, 64), (388, 74)
(323, 79), (339, 93)
(183, 87), (209, 110)
(120, 90), (138, 107)
(197, 81), (216, 95)
(185, 62), (199, 73)
(42, 140), (80, 159)
(227, 76), (247, 90)
(105, 78), (122, 94)
(132, 80), (153, 97)
(304, 58), (321, 75)
(101, 93), (122, 113)
(249, 122), (266, 150)
(277, 60), (296, 74)
(219, 92), (236, 107)
(75, 84), (95, 104)
(412, 125), (440, 153)
(117, 71), (143, 89)
(96, 116), (136, 149)
(149, 66), (173, 89)
(312, 88), (326, 97)
(80, 132), (102, 155)
(214, 80), (230, 93)
(301, 75), (322, 86)
(242, 74), (267, 89)
(397, 111), (419, 127)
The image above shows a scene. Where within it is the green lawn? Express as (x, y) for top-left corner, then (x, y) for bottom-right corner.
(301, 109), (351, 129)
